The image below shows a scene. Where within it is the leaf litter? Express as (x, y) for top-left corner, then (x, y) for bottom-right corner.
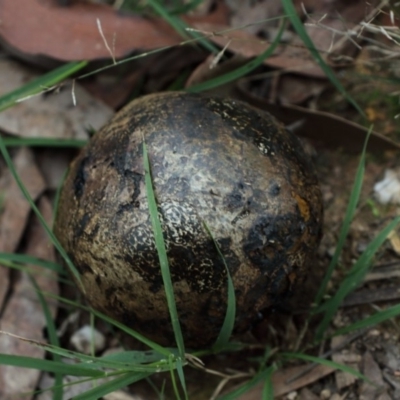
(0, 196), (59, 398)
(0, 58), (114, 140)
(0, 0), (228, 62)
(0, 0), (399, 399)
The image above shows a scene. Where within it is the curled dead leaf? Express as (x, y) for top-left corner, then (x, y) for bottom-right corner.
(0, 0), (180, 60)
(0, 58), (113, 140)
(236, 84), (400, 155)
(0, 0), (228, 62)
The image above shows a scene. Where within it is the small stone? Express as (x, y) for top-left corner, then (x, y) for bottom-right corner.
(70, 325), (105, 354)
(374, 169), (400, 205)
(287, 391), (298, 400)
(320, 389), (331, 399)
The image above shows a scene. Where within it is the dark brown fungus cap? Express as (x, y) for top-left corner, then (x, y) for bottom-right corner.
(54, 92), (323, 348)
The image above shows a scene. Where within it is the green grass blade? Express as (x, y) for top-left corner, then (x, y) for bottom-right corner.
(214, 270), (235, 350)
(101, 349), (174, 364)
(143, 141), (186, 358)
(187, 18), (285, 93)
(34, 321), (172, 369)
(6, 334), (174, 373)
(203, 223), (236, 351)
(218, 366), (275, 400)
(281, 0), (365, 117)
(0, 61), (87, 112)
(176, 357), (188, 400)
(169, 0), (204, 15)
(147, 0), (216, 53)
(315, 215), (400, 340)
(2, 137), (87, 148)
(0, 136), (83, 288)
(334, 303), (400, 337)
(147, 0), (188, 38)
(314, 128), (371, 306)
(73, 372), (151, 400)
(261, 367), (274, 400)
(0, 354), (105, 377)
(28, 274), (63, 400)
(169, 366), (182, 400)
(0, 259), (72, 287)
(41, 290), (174, 357)
(0, 253), (64, 274)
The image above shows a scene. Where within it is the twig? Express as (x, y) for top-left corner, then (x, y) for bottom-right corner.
(210, 40), (231, 69)
(71, 79), (76, 106)
(96, 18), (117, 64)
(286, 328), (370, 384)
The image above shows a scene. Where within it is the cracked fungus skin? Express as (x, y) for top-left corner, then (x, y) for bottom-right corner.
(54, 92), (323, 348)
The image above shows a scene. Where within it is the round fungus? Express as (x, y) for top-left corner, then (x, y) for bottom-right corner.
(54, 92), (323, 348)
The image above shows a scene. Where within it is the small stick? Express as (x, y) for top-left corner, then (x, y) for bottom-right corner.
(96, 18), (116, 64)
(286, 328), (370, 384)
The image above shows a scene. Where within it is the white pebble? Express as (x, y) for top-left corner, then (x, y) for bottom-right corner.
(70, 325), (105, 354)
(287, 391), (298, 400)
(320, 388), (331, 399)
(374, 169), (400, 205)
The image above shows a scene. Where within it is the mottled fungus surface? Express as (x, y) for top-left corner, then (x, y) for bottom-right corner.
(54, 92), (323, 348)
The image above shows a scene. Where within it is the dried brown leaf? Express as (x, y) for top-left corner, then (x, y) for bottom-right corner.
(228, 0), (282, 36)
(35, 148), (74, 190)
(194, 0), (383, 80)
(185, 53), (249, 90)
(360, 351), (388, 400)
(0, 58), (114, 139)
(0, 196), (58, 400)
(0, 0), (228, 62)
(274, 74), (326, 105)
(342, 286), (400, 307)
(0, 148), (46, 309)
(236, 86), (400, 154)
(332, 353), (361, 390)
(0, 148), (46, 251)
(0, 0), (179, 61)
(236, 364), (335, 399)
(142, 47), (207, 93)
(191, 22), (327, 78)
(81, 68), (145, 109)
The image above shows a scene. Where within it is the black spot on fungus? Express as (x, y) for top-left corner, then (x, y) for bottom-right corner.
(109, 132), (131, 175)
(67, 252), (92, 275)
(105, 286), (115, 299)
(75, 261), (93, 275)
(243, 214), (300, 274)
(116, 171), (143, 214)
(73, 156), (89, 198)
(117, 202), (139, 214)
(165, 176), (190, 198)
(224, 188), (244, 211)
(75, 213), (91, 239)
(269, 267), (291, 300)
(91, 223), (100, 238)
(269, 181), (281, 197)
